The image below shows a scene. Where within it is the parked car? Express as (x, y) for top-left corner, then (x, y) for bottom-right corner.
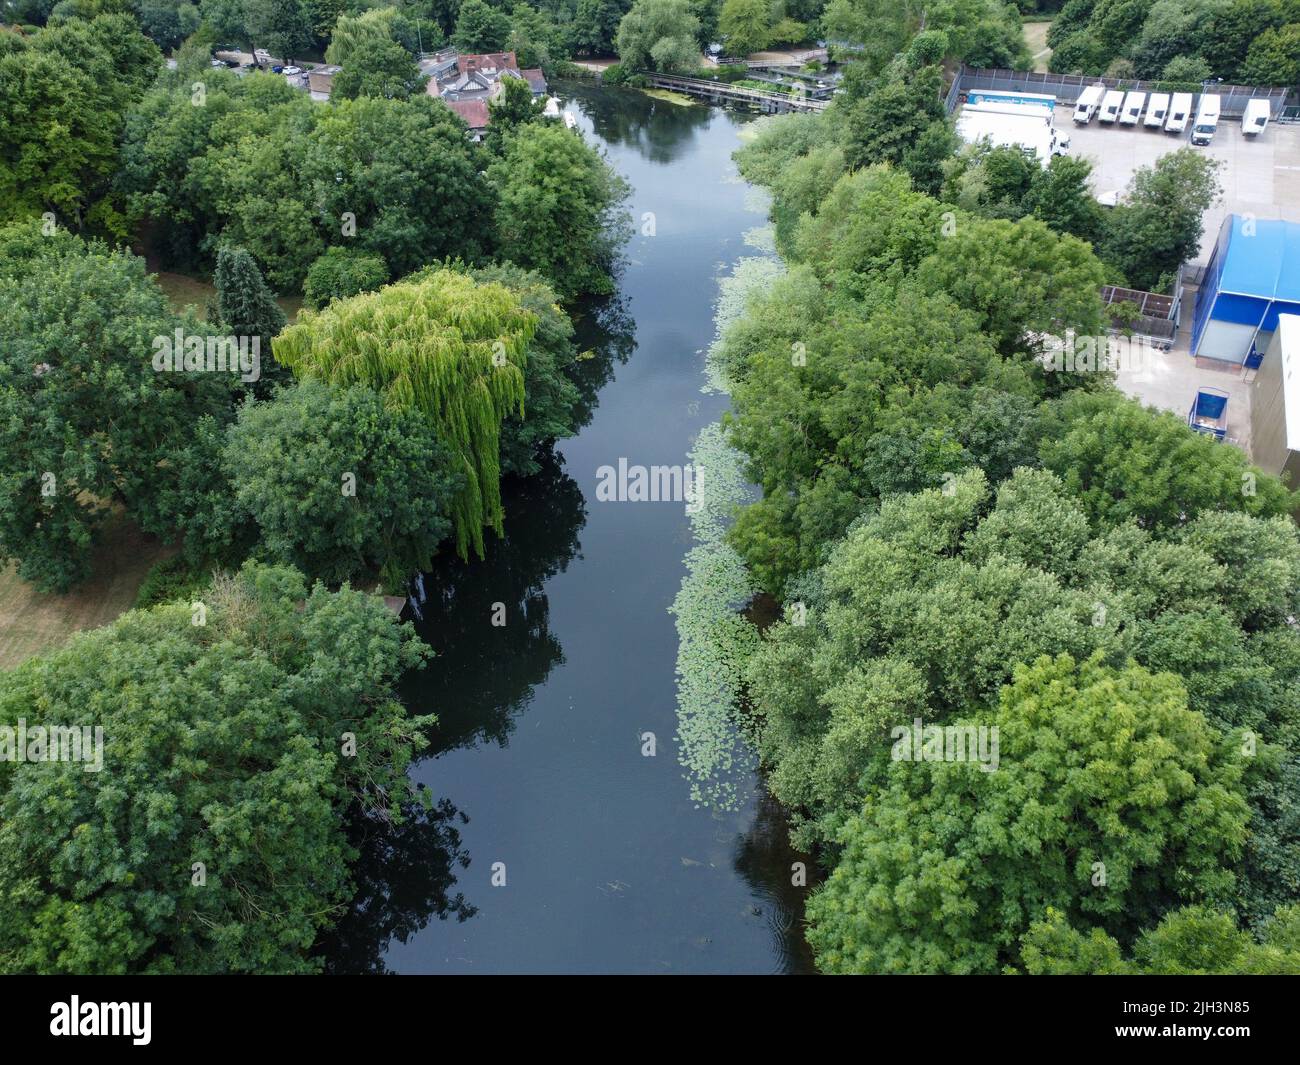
(1242, 99), (1270, 137)
(1099, 89), (1124, 123)
(1191, 94), (1221, 146)
(283, 65), (302, 75)
(1165, 93), (1193, 134)
(1073, 84), (1104, 123)
(1119, 91), (1146, 125)
(1144, 93), (1170, 129)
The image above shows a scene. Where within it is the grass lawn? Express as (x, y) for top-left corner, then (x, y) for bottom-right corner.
(154, 269), (303, 322)
(0, 510), (173, 670)
(1024, 20), (1053, 73)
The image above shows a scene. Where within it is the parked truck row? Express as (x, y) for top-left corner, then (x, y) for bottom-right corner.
(955, 100), (1071, 167)
(1072, 85), (1271, 144)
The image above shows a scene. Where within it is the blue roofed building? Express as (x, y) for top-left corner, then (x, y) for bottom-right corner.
(1192, 214), (1300, 367)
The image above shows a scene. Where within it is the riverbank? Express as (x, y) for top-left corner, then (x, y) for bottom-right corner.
(322, 81), (816, 974)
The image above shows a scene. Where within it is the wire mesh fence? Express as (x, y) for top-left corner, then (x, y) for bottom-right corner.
(945, 66), (1288, 118)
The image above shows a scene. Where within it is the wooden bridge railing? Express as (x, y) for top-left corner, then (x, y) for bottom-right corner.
(639, 73), (831, 112)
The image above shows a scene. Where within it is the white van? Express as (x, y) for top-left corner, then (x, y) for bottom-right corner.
(1242, 98), (1270, 137)
(1144, 92), (1170, 129)
(1191, 93), (1221, 145)
(1120, 91), (1146, 125)
(1073, 84), (1105, 124)
(1099, 89), (1125, 123)
(1165, 92), (1193, 133)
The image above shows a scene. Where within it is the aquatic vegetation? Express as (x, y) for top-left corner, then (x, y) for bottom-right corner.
(670, 251), (780, 810)
(670, 422), (761, 810)
(702, 255), (784, 394)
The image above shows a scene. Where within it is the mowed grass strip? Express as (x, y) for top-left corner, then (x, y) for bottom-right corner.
(0, 510), (173, 670)
(1024, 20), (1053, 73)
(154, 269), (302, 322)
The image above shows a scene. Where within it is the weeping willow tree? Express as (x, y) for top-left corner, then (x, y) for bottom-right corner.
(273, 270), (537, 559)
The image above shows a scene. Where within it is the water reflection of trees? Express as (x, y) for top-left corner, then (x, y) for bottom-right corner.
(321, 460), (586, 971)
(401, 453), (587, 755)
(563, 82), (717, 166)
(320, 796), (475, 974)
(568, 292), (636, 433)
(732, 790), (820, 975)
(321, 259), (638, 972)
(402, 292), (635, 753)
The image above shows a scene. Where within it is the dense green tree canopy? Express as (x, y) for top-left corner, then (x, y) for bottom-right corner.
(487, 121), (631, 298)
(120, 68), (322, 285)
(485, 75), (547, 150)
(1099, 149), (1223, 292)
(0, 223), (232, 592)
(1022, 904), (1300, 974)
(273, 269), (537, 558)
(452, 0), (512, 50)
(615, 0), (701, 70)
(244, 0), (314, 60)
(747, 464), (1299, 846)
(1039, 389), (1297, 528)
(573, 0), (633, 54)
(120, 71), (494, 286)
(0, 562), (430, 973)
(302, 247), (390, 309)
(331, 35), (428, 100)
(822, 0), (1029, 74)
(0, 15), (160, 235)
(719, 0), (773, 55)
(300, 94), (497, 277)
(460, 262), (584, 478)
(1242, 23), (1300, 86)
(214, 244), (287, 355)
(136, 0), (203, 49)
(805, 653), (1251, 973)
(325, 5), (416, 64)
(1049, 0), (1300, 83)
(723, 28), (1300, 971)
(221, 381), (463, 584)
(944, 147), (1107, 247)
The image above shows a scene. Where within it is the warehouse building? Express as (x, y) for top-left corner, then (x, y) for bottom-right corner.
(1192, 215), (1300, 368)
(1250, 314), (1300, 507)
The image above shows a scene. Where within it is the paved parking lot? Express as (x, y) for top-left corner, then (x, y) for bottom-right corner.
(1038, 108), (1291, 456)
(1114, 284), (1256, 453)
(1053, 105), (1300, 260)
(956, 100), (1295, 457)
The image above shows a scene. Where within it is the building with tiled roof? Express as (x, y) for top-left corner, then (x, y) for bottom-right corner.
(440, 98), (491, 140)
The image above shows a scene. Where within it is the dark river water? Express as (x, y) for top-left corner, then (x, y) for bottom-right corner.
(323, 83), (816, 975)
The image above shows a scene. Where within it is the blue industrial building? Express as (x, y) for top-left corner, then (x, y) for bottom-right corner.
(1192, 214), (1300, 366)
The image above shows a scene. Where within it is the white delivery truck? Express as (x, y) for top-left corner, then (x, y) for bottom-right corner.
(1120, 91), (1146, 125)
(1165, 92), (1193, 133)
(1191, 93), (1221, 145)
(1099, 89), (1125, 123)
(955, 105), (1070, 166)
(1242, 98), (1270, 137)
(1073, 84), (1105, 124)
(965, 90), (1056, 113)
(1144, 92), (1170, 129)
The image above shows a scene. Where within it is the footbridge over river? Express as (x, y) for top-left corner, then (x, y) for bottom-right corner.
(638, 73), (831, 113)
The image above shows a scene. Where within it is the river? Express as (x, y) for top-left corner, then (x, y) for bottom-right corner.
(322, 82), (816, 975)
